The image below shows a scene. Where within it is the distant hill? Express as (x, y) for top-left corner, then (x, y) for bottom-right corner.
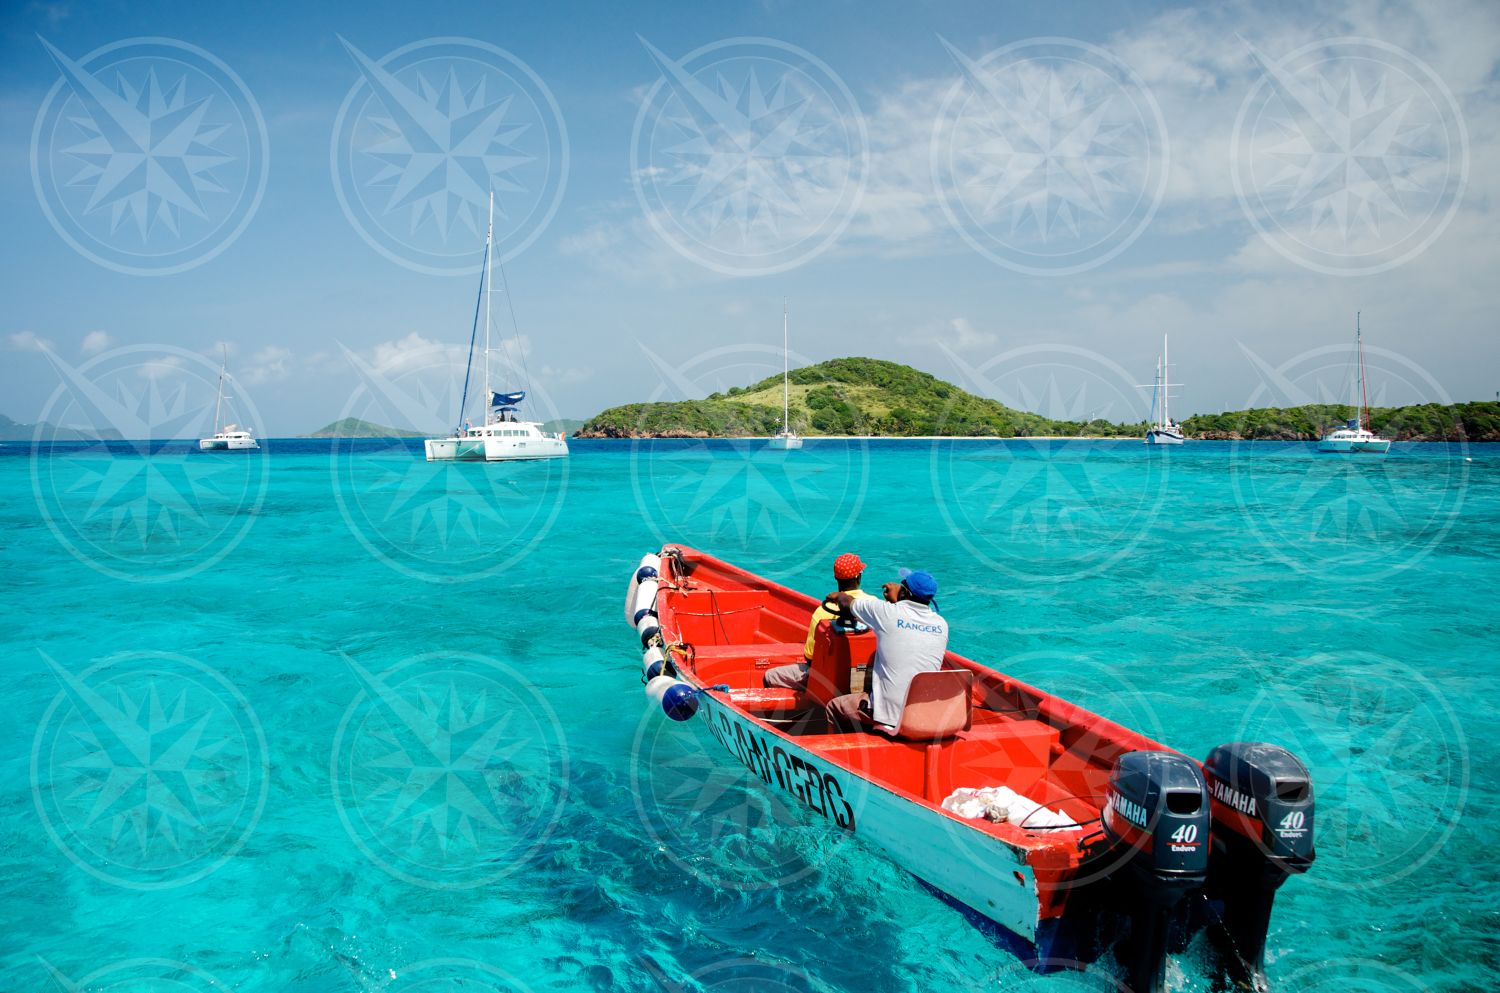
(576, 357), (1138, 438)
(541, 418), (585, 435)
(305, 417), (424, 438)
(575, 358), (1500, 441)
(0, 412), (124, 441)
(1185, 402), (1500, 441)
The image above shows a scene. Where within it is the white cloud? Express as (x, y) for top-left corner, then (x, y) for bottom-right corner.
(241, 346), (292, 385)
(925, 317), (997, 352)
(137, 355), (187, 380)
(80, 330), (113, 354)
(367, 332), (466, 375)
(7, 331), (53, 352)
(538, 364), (594, 386)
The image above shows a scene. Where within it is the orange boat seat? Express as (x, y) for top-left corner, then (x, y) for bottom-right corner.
(888, 670), (974, 741)
(882, 669), (974, 802)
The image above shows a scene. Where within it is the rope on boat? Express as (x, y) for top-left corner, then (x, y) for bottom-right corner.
(1013, 793), (1104, 833)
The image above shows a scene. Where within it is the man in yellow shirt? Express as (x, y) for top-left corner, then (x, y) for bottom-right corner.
(764, 552), (871, 689)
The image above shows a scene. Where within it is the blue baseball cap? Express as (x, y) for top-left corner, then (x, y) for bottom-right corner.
(898, 568), (938, 602)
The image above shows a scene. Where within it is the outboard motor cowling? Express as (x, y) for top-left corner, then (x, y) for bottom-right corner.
(1202, 742), (1315, 992)
(1103, 751), (1210, 993)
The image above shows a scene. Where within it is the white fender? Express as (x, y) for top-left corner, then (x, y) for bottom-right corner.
(624, 553), (661, 626)
(631, 577), (659, 627)
(644, 674), (679, 706)
(636, 612), (661, 643)
(642, 644), (666, 676)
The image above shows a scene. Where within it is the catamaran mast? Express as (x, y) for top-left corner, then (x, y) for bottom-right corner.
(782, 300), (790, 432)
(1161, 334), (1170, 429)
(484, 191), (494, 427)
(1357, 311), (1368, 431)
(213, 345), (227, 434)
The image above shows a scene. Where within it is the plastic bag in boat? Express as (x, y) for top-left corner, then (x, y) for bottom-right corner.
(941, 786), (1081, 832)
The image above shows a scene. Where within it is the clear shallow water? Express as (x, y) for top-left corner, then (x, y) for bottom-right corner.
(1, 438), (1497, 993)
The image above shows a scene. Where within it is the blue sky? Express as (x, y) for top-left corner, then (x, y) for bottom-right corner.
(2, 0), (1496, 434)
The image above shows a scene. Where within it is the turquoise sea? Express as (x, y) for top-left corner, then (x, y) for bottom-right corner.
(2, 438), (1496, 993)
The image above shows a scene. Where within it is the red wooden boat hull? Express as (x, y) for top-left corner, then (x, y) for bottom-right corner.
(626, 545), (1316, 992)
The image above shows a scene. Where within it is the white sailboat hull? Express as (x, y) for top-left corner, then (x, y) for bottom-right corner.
(425, 424), (569, 461)
(768, 434), (802, 450)
(1144, 427), (1184, 446)
(1317, 436), (1391, 454)
(482, 435), (568, 460)
(198, 434), (259, 451)
(424, 437), (487, 461)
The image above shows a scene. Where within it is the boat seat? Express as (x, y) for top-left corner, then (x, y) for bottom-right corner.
(881, 669), (974, 802)
(887, 669), (974, 741)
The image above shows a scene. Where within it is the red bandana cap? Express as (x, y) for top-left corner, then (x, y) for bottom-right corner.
(833, 553), (865, 580)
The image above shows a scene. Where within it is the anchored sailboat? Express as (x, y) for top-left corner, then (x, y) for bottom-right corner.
(768, 301), (802, 450)
(1140, 334), (1184, 445)
(198, 346), (259, 451)
(424, 193), (568, 463)
(1318, 313), (1390, 455)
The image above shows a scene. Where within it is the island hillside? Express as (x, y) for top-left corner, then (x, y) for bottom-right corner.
(575, 358), (1500, 441)
(304, 417), (585, 438)
(304, 418), (424, 438)
(0, 412), (124, 441)
(576, 357), (1138, 438)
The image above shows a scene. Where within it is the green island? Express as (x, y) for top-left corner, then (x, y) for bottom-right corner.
(303, 418), (425, 438)
(303, 417), (585, 438)
(575, 357), (1500, 441)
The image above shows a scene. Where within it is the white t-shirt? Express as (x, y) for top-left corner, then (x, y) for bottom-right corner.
(849, 597), (949, 728)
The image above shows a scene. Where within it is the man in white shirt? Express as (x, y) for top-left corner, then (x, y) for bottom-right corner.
(823, 568), (948, 733)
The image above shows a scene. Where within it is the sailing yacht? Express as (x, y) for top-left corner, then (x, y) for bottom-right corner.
(768, 301), (802, 450)
(424, 193), (568, 463)
(1141, 334), (1185, 445)
(198, 347), (259, 451)
(1318, 313), (1390, 455)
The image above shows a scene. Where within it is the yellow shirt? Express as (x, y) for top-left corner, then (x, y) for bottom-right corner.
(804, 589), (873, 659)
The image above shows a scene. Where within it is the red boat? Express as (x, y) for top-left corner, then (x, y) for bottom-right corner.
(626, 546), (1316, 993)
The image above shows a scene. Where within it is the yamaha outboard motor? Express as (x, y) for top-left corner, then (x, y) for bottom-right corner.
(1103, 751), (1211, 993)
(1202, 742), (1315, 991)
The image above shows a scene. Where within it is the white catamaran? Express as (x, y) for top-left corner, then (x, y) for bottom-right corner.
(198, 346), (259, 451)
(424, 193), (568, 463)
(1318, 313), (1390, 455)
(1141, 334), (1185, 445)
(767, 301), (802, 450)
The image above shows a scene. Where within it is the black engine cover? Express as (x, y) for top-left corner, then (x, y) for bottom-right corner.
(1203, 741), (1315, 865)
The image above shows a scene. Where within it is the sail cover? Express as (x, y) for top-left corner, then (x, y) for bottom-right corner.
(489, 391), (526, 408)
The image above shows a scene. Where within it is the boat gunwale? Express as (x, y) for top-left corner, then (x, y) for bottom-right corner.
(653, 545), (1176, 858)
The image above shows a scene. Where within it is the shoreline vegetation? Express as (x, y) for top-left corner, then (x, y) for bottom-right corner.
(5, 361), (1496, 443)
(575, 358), (1500, 443)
